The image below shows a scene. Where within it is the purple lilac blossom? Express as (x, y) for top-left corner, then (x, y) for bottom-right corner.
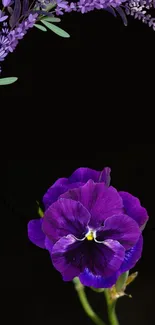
(28, 167), (148, 288)
(124, 0), (155, 30)
(0, 13), (38, 62)
(54, 0), (155, 30)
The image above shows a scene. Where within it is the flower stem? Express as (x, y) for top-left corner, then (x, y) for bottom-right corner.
(104, 290), (120, 325)
(73, 278), (107, 325)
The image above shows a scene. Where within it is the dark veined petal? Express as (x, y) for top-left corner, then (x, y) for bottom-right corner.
(119, 191), (149, 228)
(43, 178), (83, 210)
(120, 235), (143, 273)
(96, 214), (141, 250)
(90, 239), (125, 277)
(42, 198), (90, 243)
(51, 236), (124, 281)
(69, 167), (111, 185)
(51, 235), (85, 281)
(79, 268), (119, 288)
(61, 180), (123, 228)
(79, 236), (143, 288)
(28, 219), (45, 248)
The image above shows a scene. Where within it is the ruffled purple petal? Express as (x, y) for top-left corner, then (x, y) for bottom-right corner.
(43, 178), (83, 210)
(119, 191), (149, 228)
(61, 180), (123, 228)
(91, 239), (125, 277)
(42, 198), (90, 243)
(28, 219), (45, 248)
(120, 235), (143, 273)
(51, 235), (85, 280)
(43, 167), (111, 210)
(79, 236), (143, 288)
(96, 214), (141, 250)
(79, 268), (119, 288)
(51, 236), (124, 281)
(69, 167), (111, 184)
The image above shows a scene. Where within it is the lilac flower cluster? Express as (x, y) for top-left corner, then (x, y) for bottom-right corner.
(124, 0), (155, 30)
(55, 0), (155, 30)
(1, 0), (155, 78)
(0, 12), (38, 72)
(55, 0), (127, 15)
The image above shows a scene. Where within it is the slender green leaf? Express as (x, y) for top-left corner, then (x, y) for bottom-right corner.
(125, 272), (138, 286)
(115, 271), (129, 292)
(0, 77), (18, 85)
(42, 17), (61, 23)
(34, 24), (47, 31)
(42, 20), (70, 38)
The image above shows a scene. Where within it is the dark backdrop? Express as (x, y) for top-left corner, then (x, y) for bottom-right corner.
(1, 9), (155, 97)
(3, 150), (155, 325)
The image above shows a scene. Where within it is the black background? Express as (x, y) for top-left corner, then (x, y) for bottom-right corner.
(1, 8), (155, 97)
(4, 150), (155, 325)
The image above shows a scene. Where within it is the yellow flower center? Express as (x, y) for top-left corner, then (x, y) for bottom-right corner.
(86, 231), (94, 241)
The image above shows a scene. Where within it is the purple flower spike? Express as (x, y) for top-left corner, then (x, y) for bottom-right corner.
(2, 0), (11, 7)
(28, 167), (149, 288)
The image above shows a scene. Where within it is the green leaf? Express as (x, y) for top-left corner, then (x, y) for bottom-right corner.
(0, 77), (18, 85)
(36, 201), (44, 217)
(125, 272), (138, 286)
(34, 23), (47, 31)
(41, 20), (70, 38)
(41, 17), (61, 23)
(115, 271), (129, 292)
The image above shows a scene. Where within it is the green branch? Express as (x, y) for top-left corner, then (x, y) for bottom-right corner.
(73, 278), (107, 325)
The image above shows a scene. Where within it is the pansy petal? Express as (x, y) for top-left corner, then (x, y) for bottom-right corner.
(43, 178), (83, 210)
(51, 235), (85, 281)
(119, 191), (149, 228)
(69, 167), (111, 184)
(61, 180), (123, 228)
(44, 236), (54, 254)
(42, 198), (90, 243)
(69, 167), (101, 183)
(120, 235), (143, 273)
(90, 239), (125, 277)
(79, 268), (119, 288)
(28, 219), (45, 248)
(96, 214), (141, 250)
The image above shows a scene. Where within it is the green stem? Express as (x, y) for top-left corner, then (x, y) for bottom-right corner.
(104, 290), (119, 325)
(73, 278), (107, 325)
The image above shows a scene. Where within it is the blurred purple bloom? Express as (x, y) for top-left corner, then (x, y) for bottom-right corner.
(65, 2), (77, 11)
(2, 0), (12, 7)
(28, 167), (148, 288)
(0, 10), (8, 22)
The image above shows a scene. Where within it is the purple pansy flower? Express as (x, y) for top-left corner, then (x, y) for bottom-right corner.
(28, 167), (148, 288)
